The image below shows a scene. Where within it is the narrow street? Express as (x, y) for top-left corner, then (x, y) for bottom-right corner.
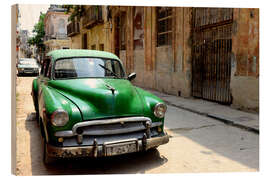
(16, 77), (259, 175)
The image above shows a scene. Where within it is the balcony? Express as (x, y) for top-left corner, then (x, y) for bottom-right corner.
(67, 21), (80, 37)
(44, 33), (68, 41)
(82, 6), (103, 29)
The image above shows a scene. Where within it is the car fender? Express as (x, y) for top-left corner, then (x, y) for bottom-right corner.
(134, 87), (166, 125)
(40, 85), (82, 143)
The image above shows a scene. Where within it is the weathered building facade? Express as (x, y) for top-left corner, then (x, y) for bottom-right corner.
(110, 7), (193, 99)
(230, 8), (259, 111)
(67, 6), (111, 51)
(67, 6), (259, 112)
(44, 5), (71, 52)
(18, 29), (32, 58)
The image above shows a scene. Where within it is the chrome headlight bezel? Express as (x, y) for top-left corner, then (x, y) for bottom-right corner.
(51, 109), (69, 127)
(153, 103), (167, 118)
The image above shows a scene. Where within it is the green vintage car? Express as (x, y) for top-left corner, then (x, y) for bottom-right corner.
(31, 49), (169, 164)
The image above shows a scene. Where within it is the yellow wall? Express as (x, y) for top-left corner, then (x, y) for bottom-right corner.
(86, 23), (111, 51)
(70, 34), (81, 49)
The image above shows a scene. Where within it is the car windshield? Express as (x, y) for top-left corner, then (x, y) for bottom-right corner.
(20, 59), (37, 65)
(54, 57), (125, 79)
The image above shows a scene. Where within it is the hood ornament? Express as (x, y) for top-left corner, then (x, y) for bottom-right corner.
(105, 84), (116, 95)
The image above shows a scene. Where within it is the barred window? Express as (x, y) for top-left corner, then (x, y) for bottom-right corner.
(99, 44), (104, 51)
(157, 7), (172, 46)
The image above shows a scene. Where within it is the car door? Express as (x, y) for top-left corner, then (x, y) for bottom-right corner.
(38, 58), (52, 118)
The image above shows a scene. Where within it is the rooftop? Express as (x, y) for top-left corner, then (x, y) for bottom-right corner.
(47, 4), (66, 12)
(47, 49), (120, 61)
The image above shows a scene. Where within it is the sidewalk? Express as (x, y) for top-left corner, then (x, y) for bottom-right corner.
(144, 88), (259, 133)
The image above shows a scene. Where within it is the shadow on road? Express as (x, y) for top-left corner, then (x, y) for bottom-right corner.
(167, 124), (259, 170)
(25, 113), (168, 175)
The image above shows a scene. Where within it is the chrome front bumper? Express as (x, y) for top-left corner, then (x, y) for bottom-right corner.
(46, 133), (169, 158)
(18, 69), (39, 74)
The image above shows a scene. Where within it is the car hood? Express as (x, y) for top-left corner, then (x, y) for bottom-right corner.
(18, 64), (39, 68)
(48, 78), (144, 120)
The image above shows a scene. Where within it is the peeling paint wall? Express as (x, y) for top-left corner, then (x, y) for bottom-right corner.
(85, 6), (111, 51)
(110, 6), (193, 97)
(44, 39), (71, 51)
(133, 49), (144, 85)
(44, 10), (71, 51)
(70, 34), (81, 49)
(231, 8), (259, 111)
(70, 6), (112, 52)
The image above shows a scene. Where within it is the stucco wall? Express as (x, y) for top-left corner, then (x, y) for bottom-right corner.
(45, 12), (69, 37)
(70, 34), (81, 49)
(78, 6), (112, 52)
(230, 75), (259, 111)
(133, 49), (144, 85)
(119, 50), (126, 72)
(155, 46), (173, 93)
(117, 7), (192, 97)
(44, 39), (71, 51)
(88, 24), (106, 50)
(231, 8), (259, 111)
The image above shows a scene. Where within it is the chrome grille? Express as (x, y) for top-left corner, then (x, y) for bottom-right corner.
(77, 121), (146, 136)
(72, 116), (151, 136)
(54, 116), (163, 146)
(24, 68), (34, 71)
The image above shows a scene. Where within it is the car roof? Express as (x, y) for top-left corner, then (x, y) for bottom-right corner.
(19, 58), (36, 61)
(47, 49), (120, 61)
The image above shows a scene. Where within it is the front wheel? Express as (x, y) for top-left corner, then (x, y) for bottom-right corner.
(35, 109), (40, 126)
(42, 139), (55, 165)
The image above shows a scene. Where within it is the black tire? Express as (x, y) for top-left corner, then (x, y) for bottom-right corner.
(39, 118), (45, 138)
(42, 139), (55, 165)
(35, 109), (40, 126)
(32, 86), (39, 125)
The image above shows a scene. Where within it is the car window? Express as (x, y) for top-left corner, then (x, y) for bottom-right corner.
(54, 58), (125, 79)
(43, 59), (51, 77)
(40, 62), (45, 75)
(46, 61), (52, 78)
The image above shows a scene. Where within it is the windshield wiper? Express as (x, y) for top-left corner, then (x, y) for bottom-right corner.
(98, 64), (119, 78)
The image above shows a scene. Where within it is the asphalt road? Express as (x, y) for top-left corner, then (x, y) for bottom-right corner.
(15, 77), (259, 175)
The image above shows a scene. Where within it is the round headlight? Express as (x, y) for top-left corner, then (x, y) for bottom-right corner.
(154, 103), (167, 118)
(51, 109), (69, 126)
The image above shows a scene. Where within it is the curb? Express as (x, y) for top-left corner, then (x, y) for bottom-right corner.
(163, 100), (259, 134)
(207, 114), (259, 134)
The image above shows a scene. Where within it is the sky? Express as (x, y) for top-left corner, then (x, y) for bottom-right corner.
(18, 4), (50, 36)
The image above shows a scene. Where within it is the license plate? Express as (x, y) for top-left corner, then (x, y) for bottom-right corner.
(105, 141), (137, 156)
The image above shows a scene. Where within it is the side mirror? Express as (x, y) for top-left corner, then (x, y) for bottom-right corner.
(127, 72), (136, 81)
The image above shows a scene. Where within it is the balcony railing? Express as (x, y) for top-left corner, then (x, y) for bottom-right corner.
(67, 21), (80, 37)
(82, 6), (103, 29)
(44, 33), (68, 41)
